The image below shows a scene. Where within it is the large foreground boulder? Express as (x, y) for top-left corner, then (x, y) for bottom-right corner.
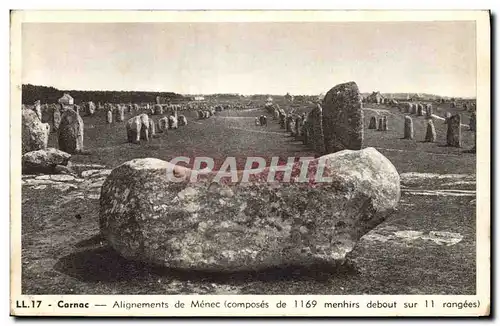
(22, 108), (48, 154)
(100, 147), (400, 272)
(22, 148), (71, 174)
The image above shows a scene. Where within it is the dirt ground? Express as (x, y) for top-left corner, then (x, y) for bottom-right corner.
(21, 102), (477, 295)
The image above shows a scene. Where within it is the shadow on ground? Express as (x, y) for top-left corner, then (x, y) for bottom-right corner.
(54, 238), (358, 285)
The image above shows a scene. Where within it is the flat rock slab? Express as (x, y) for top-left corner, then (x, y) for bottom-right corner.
(99, 147), (401, 272)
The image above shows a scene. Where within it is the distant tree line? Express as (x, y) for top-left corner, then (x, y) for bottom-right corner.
(22, 84), (186, 105)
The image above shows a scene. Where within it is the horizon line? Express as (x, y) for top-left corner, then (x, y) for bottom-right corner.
(21, 83), (477, 99)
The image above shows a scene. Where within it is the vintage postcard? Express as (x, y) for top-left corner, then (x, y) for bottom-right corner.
(10, 10), (490, 317)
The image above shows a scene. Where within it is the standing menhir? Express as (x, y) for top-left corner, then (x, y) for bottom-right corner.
(446, 114), (461, 147)
(154, 104), (163, 115)
(178, 115), (188, 127)
(273, 108), (280, 120)
(279, 112), (286, 129)
(403, 116), (414, 140)
(259, 115), (267, 127)
(309, 103), (326, 156)
(425, 103), (433, 118)
(116, 105), (125, 122)
(168, 115), (178, 129)
(285, 115), (294, 132)
(53, 105), (62, 132)
(417, 103), (424, 116)
(58, 107), (84, 154)
(377, 118), (384, 131)
(368, 116), (378, 129)
(126, 115), (148, 143)
(469, 112), (476, 132)
(158, 117), (169, 133)
(444, 112), (452, 124)
(22, 108), (48, 154)
(382, 116), (389, 131)
(424, 119), (436, 142)
(106, 108), (113, 124)
(302, 116), (311, 145)
(409, 103), (416, 114)
(33, 100), (42, 121)
(149, 118), (158, 138)
(295, 115), (303, 140)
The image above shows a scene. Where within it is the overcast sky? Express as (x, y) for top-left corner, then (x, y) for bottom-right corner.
(21, 21), (476, 97)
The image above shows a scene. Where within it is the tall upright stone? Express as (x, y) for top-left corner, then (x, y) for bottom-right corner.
(106, 109), (113, 124)
(22, 108), (48, 154)
(285, 115), (294, 133)
(33, 100), (42, 121)
(53, 105), (62, 131)
(321, 81), (363, 153)
(154, 104), (163, 115)
(425, 103), (433, 118)
(279, 113), (286, 129)
(58, 107), (84, 154)
(303, 118), (310, 145)
(417, 104), (424, 116)
(368, 116), (378, 129)
(309, 104), (326, 155)
(382, 116), (389, 131)
(404, 116), (414, 140)
(377, 118), (384, 131)
(424, 120), (436, 142)
(409, 103), (416, 114)
(295, 116), (304, 141)
(117, 106), (125, 122)
(446, 114), (462, 147)
(469, 112), (476, 132)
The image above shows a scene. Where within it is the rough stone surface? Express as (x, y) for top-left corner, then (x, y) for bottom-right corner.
(382, 116), (388, 131)
(117, 106), (125, 122)
(404, 116), (414, 140)
(377, 118), (383, 131)
(154, 104), (163, 115)
(309, 104), (326, 156)
(99, 147), (401, 272)
(58, 108), (84, 154)
(426, 104), (433, 117)
(321, 81), (363, 153)
(22, 108), (48, 154)
(409, 103), (416, 114)
(469, 112), (476, 132)
(302, 118), (310, 145)
(178, 115), (188, 127)
(447, 114), (461, 147)
(149, 118), (157, 138)
(158, 117), (169, 133)
(106, 110), (113, 124)
(127, 115), (149, 143)
(295, 116), (304, 141)
(53, 106), (62, 131)
(279, 113), (286, 129)
(22, 148), (71, 174)
(424, 120), (436, 142)
(417, 104), (424, 116)
(368, 116), (377, 129)
(33, 100), (42, 121)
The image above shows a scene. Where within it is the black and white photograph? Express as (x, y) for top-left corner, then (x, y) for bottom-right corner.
(10, 9), (490, 316)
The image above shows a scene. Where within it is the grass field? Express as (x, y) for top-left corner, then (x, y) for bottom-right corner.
(21, 101), (477, 295)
